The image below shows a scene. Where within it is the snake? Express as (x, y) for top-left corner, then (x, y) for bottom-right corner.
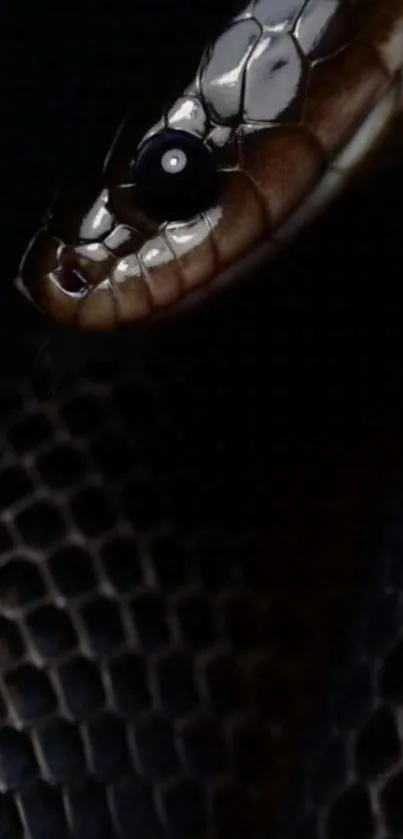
(10, 2), (403, 837)
(15, 0), (403, 333)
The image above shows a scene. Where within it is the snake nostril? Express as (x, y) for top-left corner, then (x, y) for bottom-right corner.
(56, 267), (89, 295)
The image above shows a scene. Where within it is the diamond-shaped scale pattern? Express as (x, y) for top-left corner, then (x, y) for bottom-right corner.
(3, 336), (403, 839)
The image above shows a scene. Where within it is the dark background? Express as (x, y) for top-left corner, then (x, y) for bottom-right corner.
(1, 0), (403, 835)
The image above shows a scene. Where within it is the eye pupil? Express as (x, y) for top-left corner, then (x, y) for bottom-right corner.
(161, 148), (187, 174)
(132, 130), (219, 222)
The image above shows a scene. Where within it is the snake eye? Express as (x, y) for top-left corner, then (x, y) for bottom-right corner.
(131, 129), (219, 222)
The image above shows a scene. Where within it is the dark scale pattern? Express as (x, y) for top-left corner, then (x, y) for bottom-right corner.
(4, 5), (403, 827)
(381, 772), (403, 834)
(48, 545), (98, 599)
(65, 778), (112, 839)
(57, 656), (105, 718)
(0, 728), (37, 790)
(36, 444), (87, 490)
(325, 784), (375, 839)
(354, 708), (401, 782)
(130, 713), (180, 781)
(0, 319), (357, 839)
(18, 779), (67, 839)
(0, 0), (403, 839)
(0, 301), (401, 839)
(108, 653), (151, 715)
(15, 502), (66, 549)
(4, 343), (403, 839)
(8, 413), (53, 455)
(26, 605), (78, 661)
(85, 713), (131, 781)
(100, 536), (143, 593)
(283, 502), (403, 839)
(0, 560), (47, 614)
(381, 641), (403, 703)
(34, 718), (86, 784)
(0, 794), (22, 839)
(0, 468), (33, 510)
(4, 666), (57, 725)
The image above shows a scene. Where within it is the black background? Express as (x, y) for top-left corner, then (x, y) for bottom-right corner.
(2, 0), (403, 832)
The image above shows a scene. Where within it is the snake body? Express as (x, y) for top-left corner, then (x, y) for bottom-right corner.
(7, 5), (403, 838)
(16, 0), (403, 331)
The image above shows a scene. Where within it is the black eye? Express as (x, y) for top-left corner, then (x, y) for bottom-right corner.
(131, 130), (219, 222)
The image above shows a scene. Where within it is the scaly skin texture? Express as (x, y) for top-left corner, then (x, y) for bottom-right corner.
(17, 0), (403, 330)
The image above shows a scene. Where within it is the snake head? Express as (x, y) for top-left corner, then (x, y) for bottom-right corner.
(16, 0), (396, 332)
